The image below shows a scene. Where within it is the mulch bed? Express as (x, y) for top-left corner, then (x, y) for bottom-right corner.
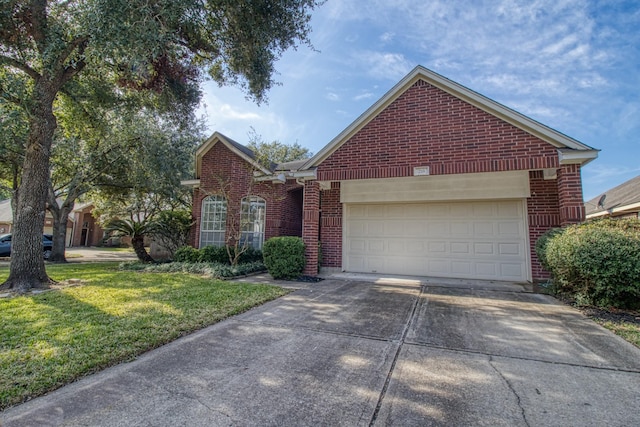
(577, 305), (640, 325)
(295, 275), (324, 283)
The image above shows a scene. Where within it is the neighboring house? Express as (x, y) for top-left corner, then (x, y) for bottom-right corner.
(184, 66), (598, 282)
(0, 199), (12, 234)
(585, 175), (640, 219)
(71, 202), (106, 247)
(0, 198), (74, 245)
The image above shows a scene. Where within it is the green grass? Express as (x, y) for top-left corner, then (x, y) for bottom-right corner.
(594, 320), (640, 349)
(91, 247), (134, 252)
(0, 262), (289, 410)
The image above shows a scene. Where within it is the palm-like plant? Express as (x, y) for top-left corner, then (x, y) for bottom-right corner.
(105, 219), (156, 263)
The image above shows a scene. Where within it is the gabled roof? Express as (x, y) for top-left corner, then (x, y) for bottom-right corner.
(585, 175), (640, 218)
(300, 65), (598, 170)
(194, 132), (271, 178)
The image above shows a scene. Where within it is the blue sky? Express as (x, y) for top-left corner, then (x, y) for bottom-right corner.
(197, 0), (640, 201)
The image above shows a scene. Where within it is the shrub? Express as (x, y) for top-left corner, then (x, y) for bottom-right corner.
(151, 210), (193, 256)
(535, 227), (562, 272)
(238, 246), (263, 264)
(172, 245), (263, 266)
(541, 218), (640, 309)
(173, 246), (202, 263)
(200, 245), (229, 264)
(262, 236), (306, 280)
(119, 261), (266, 278)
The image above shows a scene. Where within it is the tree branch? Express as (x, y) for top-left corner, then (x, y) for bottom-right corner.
(27, 0), (48, 55)
(56, 36), (89, 85)
(0, 54), (41, 80)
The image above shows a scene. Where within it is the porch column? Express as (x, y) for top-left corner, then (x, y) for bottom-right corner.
(557, 164), (585, 225)
(302, 181), (320, 275)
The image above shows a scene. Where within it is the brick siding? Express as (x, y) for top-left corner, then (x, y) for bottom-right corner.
(319, 182), (342, 268)
(313, 80), (583, 280)
(194, 79), (588, 281)
(191, 142), (302, 248)
(317, 80), (559, 182)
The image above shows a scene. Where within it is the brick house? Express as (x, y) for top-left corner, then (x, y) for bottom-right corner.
(185, 66), (598, 282)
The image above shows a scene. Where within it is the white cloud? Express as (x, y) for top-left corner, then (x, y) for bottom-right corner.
(380, 32), (395, 43)
(326, 92), (340, 101)
(355, 51), (412, 81)
(353, 92), (374, 101)
(217, 104), (261, 121)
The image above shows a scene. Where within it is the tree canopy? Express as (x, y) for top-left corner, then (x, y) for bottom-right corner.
(0, 0), (320, 291)
(246, 127), (312, 168)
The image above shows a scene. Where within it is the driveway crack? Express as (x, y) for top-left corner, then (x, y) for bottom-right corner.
(368, 285), (423, 426)
(489, 356), (531, 427)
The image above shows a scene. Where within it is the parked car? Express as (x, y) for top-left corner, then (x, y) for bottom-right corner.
(0, 234), (53, 260)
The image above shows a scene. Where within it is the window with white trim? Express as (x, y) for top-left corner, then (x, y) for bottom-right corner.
(240, 196), (266, 249)
(199, 195), (227, 247)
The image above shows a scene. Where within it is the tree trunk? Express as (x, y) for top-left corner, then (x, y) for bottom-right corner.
(49, 205), (72, 263)
(132, 235), (154, 263)
(46, 183), (77, 263)
(0, 83), (58, 292)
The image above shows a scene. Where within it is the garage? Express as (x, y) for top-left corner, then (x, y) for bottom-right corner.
(340, 171), (531, 282)
(344, 200), (528, 281)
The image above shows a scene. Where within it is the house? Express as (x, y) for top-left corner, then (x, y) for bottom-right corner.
(70, 202), (106, 247)
(0, 198), (74, 245)
(585, 175), (640, 219)
(184, 66), (598, 282)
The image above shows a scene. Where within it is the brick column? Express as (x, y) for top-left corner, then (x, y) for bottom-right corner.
(190, 188), (201, 248)
(557, 164), (585, 225)
(302, 181), (320, 275)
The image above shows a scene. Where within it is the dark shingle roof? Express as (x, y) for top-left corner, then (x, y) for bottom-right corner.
(223, 135), (256, 159)
(585, 175), (640, 215)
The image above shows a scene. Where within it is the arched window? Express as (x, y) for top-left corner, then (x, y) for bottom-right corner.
(200, 196), (227, 248)
(240, 196), (266, 249)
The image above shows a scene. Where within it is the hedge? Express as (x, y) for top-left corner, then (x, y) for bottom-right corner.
(539, 218), (640, 309)
(173, 245), (263, 265)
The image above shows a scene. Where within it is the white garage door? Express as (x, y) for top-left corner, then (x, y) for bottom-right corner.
(344, 200), (528, 281)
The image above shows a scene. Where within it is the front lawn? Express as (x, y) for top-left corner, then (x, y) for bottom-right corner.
(0, 262), (288, 410)
(578, 306), (640, 349)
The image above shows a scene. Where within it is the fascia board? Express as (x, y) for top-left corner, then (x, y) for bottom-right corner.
(586, 201), (640, 219)
(558, 149), (599, 166)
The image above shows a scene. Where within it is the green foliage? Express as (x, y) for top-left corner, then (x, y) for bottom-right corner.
(1, 0), (319, 287)
(152, 210), (194, 256)
(200, 245), (230, 264)
(173, 246), (203, 263)
(246, 127), (312, 169)
(262, 237), (306, 280)
(119, 261), (266, 278)
(535, 228), (563, 271)
(540, 219), (640, 309)
(105, 218), (156, 262)
(238, 246), (264, 264)
(173, 245), (263, 265)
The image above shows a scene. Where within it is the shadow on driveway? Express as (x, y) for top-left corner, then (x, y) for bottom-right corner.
(2, 276), (639, 426)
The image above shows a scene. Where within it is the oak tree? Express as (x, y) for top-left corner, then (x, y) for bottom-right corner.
(0, 0), (319, 292)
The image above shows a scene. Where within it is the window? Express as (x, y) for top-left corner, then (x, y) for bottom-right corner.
(240, 196), (266, 249)
(200, 196), (227, 248)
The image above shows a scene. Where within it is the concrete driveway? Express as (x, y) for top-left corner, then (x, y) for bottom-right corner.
(2, 275), (639, 426)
